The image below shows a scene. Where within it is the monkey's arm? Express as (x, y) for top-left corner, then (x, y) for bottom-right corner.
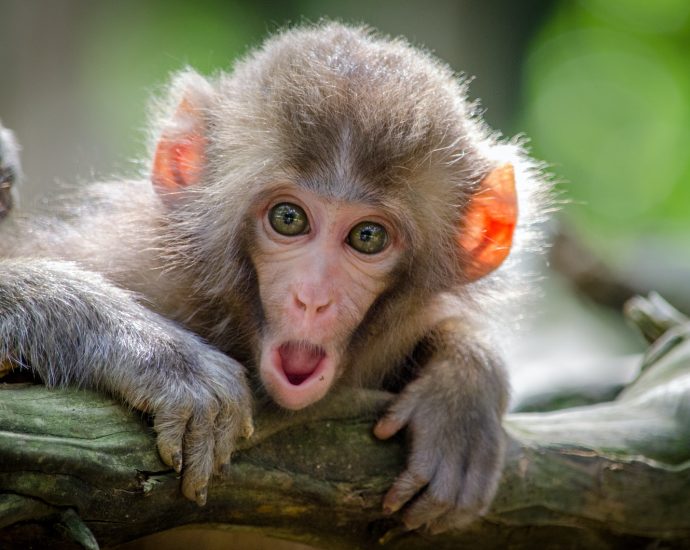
(0, 258), (253, 504)
(374, 318), (508, 533)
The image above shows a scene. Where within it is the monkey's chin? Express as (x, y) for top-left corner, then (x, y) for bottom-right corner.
(260, 343), (338, 410)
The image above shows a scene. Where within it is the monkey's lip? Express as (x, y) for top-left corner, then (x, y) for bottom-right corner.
(276, 341), (327, 386)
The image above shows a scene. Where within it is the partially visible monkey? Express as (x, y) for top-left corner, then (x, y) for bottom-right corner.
(0, 123), (20, 220)
(0, 23), (548, 534)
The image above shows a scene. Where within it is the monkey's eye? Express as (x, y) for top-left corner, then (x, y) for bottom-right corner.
(268, 202), (309, 236)
(347, 222), (388, 254)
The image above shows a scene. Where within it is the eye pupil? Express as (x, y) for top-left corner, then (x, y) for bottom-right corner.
(269, 202), (309, 236)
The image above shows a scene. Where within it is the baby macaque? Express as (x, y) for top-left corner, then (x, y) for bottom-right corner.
(0, 23), (546, 533)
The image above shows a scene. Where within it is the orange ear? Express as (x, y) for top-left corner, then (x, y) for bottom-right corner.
(457, 163), (518, 281)
(152, 98), (206, 195)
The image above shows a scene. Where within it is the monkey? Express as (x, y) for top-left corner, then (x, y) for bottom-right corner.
(0, 23), (547, 534)
(0, 122), (20, 221)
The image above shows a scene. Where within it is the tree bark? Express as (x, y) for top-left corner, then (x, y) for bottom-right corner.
(1, 295), (689, 549)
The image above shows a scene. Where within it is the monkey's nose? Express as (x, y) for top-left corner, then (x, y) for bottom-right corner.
(293, 292), (332, 316)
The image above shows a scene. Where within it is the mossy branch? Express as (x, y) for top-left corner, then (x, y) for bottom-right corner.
(1, 294), (689, 549)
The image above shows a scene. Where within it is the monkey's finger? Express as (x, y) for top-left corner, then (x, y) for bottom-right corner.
(241, 414), (255, 439)
(212, 406), (240, 474)
(181, 407), (218, 505)
(373, 416), (406, 439)
(374, 398), (417, 439)
(374, 380), (424, 440)
(382, 469), (430, 515)
(427, 508), (476, 536)
(213, 403), (255, 475)
(402, 491), (453, 531)
(154, 409), (191, 473)
(234, 387), (255, 439)
(449, 445), (501, 517)
(426, 440), (501, 533)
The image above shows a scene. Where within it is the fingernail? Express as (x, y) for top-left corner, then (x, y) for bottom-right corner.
(383, 492), (404, 514)
(378, 526), (409, 545)
(196, 487), (207, 506)
(385, 501), (403, 514)
(243, 419), (254, 438)
(172, 452), (183, 473)
(374, 418), (397, 439)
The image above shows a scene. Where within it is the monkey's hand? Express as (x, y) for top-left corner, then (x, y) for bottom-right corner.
(148, 344), (254, 506)
(0, 259), (253, 506)
(374, 336), (508, 534)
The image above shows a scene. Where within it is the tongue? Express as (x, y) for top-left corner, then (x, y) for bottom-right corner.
(279, 343), (325, 386)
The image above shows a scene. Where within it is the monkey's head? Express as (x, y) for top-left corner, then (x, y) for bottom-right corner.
(149, 24), (520, 410)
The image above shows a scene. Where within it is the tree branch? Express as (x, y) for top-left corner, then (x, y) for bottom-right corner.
(1, 295), (689, 549)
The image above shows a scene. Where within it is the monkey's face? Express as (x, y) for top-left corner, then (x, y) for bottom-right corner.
(150, 68), (519, 412)
(249, 184), (403, 410)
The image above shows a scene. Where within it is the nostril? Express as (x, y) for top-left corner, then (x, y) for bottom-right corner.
(315, 302), (330, 314)
(294, 295), (307, 311)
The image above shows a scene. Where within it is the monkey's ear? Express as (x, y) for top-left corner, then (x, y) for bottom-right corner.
(457, 163), (518, 281)
(152, 75), (212, 196)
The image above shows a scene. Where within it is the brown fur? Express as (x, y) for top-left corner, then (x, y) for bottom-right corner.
(0, 23), (548, 531)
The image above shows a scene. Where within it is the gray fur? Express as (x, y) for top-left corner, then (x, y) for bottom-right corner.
(0, 23), (548, 530)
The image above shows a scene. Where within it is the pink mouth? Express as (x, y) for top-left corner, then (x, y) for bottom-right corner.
(277, 341), (326, 386)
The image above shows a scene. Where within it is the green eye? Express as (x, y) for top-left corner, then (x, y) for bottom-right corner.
(347, 222), (388, 254)
(269, 202), (309, 236)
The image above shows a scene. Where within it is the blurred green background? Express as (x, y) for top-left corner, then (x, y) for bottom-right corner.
(1, 0), (689, 400)
(2, 0), (688, 282)
(3, 1), (689, 251)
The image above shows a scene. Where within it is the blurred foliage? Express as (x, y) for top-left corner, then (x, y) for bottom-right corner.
(3, 0), (688, 272)
(521, 1), (690, 256)
(79, 0), (268, 159)
(73, 0), (547, 168)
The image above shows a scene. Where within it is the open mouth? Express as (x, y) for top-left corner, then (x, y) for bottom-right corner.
(277, 341), (327, 386)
